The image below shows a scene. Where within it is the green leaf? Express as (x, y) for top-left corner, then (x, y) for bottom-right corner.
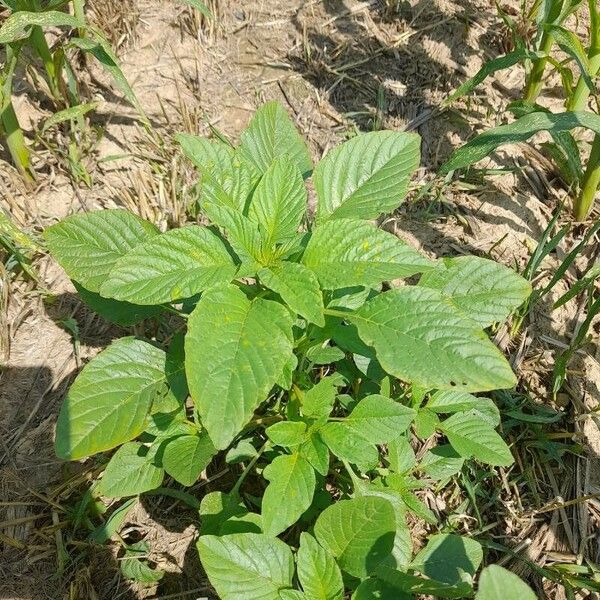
(45, 209), (158, 293)
(441, 111), (600, 174)
(419, 445), (464, 480)
(414, 408), (440, 438)
(55, 337), (166, 460)
(319, 422), (378, 472)
(427, 390), (500, 426)
(314, 496), (396, 578)
(74, 282), (162, 326)
(297, 532), (344, 600)
(375, 567), (473, 599)
(259, 262), (325, 326)
(248, 156), (306, 245)
(120, 543), (164, 584)
(352, 578), (411, 600)
(302, 219), (433, 289)
(410, 534), (482, 586)
(186, 285), (294, 449)
(305, 344), (345, 365)
(301, 377), (338, 419)
(101, 225), (238, 304)
(161, 433), (216, 486)
(176, 134), (234, 171)
(439, 411), (513, 466)
(298, 430), (330, 476)
(198, 533), (294, 600)
(89, 498), (136, 543)
(0, 10), (81, 43)
(266, 421), (307, 447)
(262, 452), (316, 536)
(97, 443), (164, 498)
(387, 436), (416, 473)
(343, 395), (415, 443)
(476, 565), (538, 600)
(42, 102), (97, 133)
(239, 101), (312, 177)
(199, 491), (256, 535)
(350, 287), (517, 392)
(419, 256), (531, 327)
(314, 131), (420, 221)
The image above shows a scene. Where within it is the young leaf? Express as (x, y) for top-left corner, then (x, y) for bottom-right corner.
(101, 225), (238, 304)
(352, 578), (411, 600)
(476, 565), (537, 600)
(419, 256), (531, 327)
(259, 262), (325, 326)
(44, 209), (158, 292)
(199, 491), (255, 535)
(301, 377), (339, 419)
(298, 430), (330, 476)
(97, 442), (164, 498)
(186, 285), (294, 449)
(387, 436), (416, 473)
(410, 534), (482, 586)
(297, 532), (344, 600)
(55, 337), (166, 460)
(419, 445), (464, 480)
(350, 287), (517, 392)
(313, 131), (420, 221)
(176, 134), (234, 172)
(302, 219), (433, 289)
(266, 421), (307, 447)
(343, 395), (416, 443)
(305, 344), (345, 365)
(439, 411), (513, 466)
(262, 452), (316, 536)
(414, 408), (440, 439)
(161, 433), (216, 486)
(239, 101), (312, 177)
(247, 156), (306, 245)
(427, 390), (500, 426)
(198, 533), (294, 600)
(319, 422), (379, 472)
(73, 282), (162, 326)
(314, 496), (396, 578)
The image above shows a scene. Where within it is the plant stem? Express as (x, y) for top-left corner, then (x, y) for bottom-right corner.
(0, 102), (34, 181)
(574, 135), (600, 221)
(523, 29), (554, 104)
(230, 441), (269, 496)
(29, 27), (62, 101)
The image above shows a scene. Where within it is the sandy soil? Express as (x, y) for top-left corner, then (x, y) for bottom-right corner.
(1, 0), (599, 598)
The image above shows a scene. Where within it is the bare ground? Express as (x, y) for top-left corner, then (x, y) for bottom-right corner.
(1, 0), (599, 598)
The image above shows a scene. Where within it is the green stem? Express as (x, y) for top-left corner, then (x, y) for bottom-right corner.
(72, 0), (86, 38)
(523, 29), (554, 104)
(0, 102), (34, 181)
(574, 135), (600, 221)
(29, 27), (62, 101)
(230, 441), (269, 496)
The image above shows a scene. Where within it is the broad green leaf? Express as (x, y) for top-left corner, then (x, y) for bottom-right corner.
(239, 101), (312, 177)
(351, 287), (517, 392)
(198, 533), (294, 600)
(74, 282), (162, 326)
(476, 565), (538, 600)
(226, 440), (258, 464)
(414, 408), (440, 438)
(199, 491), (257, 535)
(314, 496), (396, 578)
(314, 131), (420, 221)
(419, 445), (464, 480)
(439, 410), (513, 466)
(0, 10), (81, 43)
(305, 344), (345, 365)
(279, 591), (305, 600)
(266, 421), (307, 447)
(97, 443), (164, 498)
(442, 111), (600, 174)
(262, 453), (316, 536)
(248, 156), (306, 245)
(302, 219), (433, 289)
(259, 262), (325, 326)
(45, 209), (158, 292)
(343, 395), (415, 443)
(298, 430), (330, 476)
(319, 422), (378, 472)
(161, 433), (216, 486)
(375, 566), (473, 599)
(120, 542), (164, 583)
(297, 532), (344, 600)
(387, 436), (416, 473)
(55, 338), (166, 460)
(352, 578), (411, 600)
(89, 497), (137, 544)
(176, 134), (234, 172)
(410, 534), (482, 586)
(186, 285), (294, 449)
(419, 256), (531, 327)
(101, 225), (237, 304)
(301, 377), (338, 419)
(427, 390), (500, 426)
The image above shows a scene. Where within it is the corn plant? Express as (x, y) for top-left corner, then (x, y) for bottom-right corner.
(443, 0), (600, 220)
(0, 0), (141, 180)
(43, 102), (538, 598)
